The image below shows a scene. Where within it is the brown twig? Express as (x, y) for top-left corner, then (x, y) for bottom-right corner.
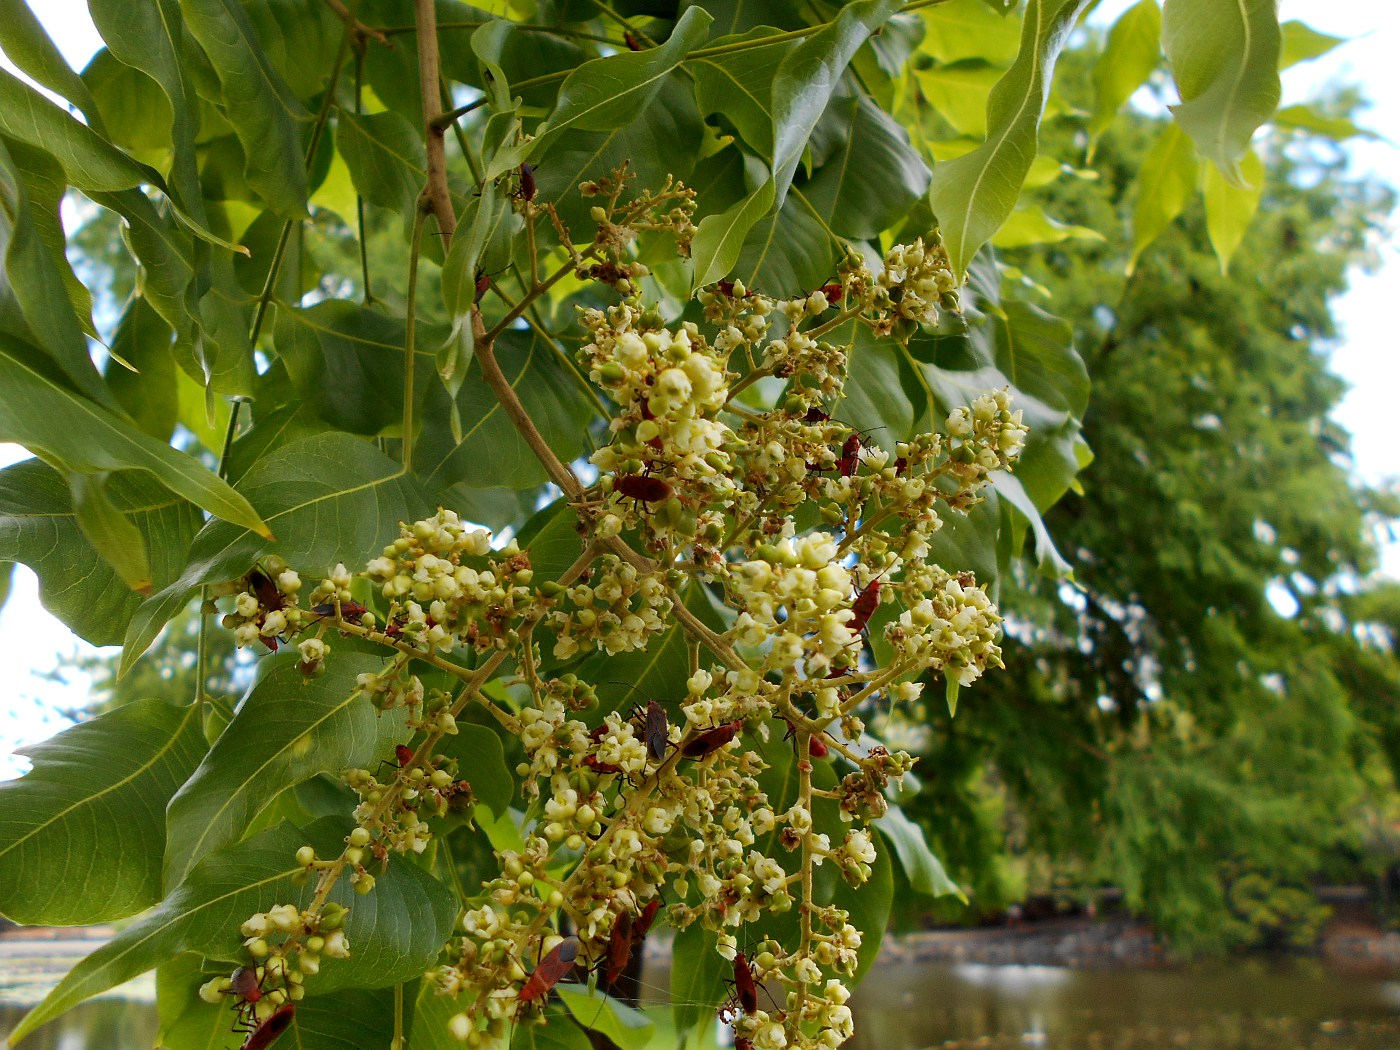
(414, 0), (456, 243)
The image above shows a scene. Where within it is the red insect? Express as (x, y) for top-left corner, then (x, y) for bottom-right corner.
(732, 952), (759, 1015)
(227, 966), (262, 1005)
(847, 577), (883, 636)
(819, 282), (843, 305)
(716, 280), (736, 297)
(603, 912), (635, 986)
(247, 568), (285, 612)
(582, 723), (623, 775)
(614, 473), (673, 504)
(311, 600), (367, 624)
(835, 433), (862, 478)
(802, 406), (831, 423)
(240, 1003), (295, 1050)
(782, 719), (830, 759)
(518, 163), (537, 203)
(475, 269), (492, 304)
(681, 719), (744, 759)
(395, 744), (414, 767)
(634, 898), (661, 938)
(518, 936), (580, 1003)
(623, 30), (641, 50)
(642, 700), (669, 762)
(736, 1039), (755, 1050)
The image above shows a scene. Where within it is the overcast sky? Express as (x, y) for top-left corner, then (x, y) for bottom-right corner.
(0, 0), (1396, 778)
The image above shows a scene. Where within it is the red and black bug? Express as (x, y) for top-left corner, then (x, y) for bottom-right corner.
(602, 911), (635, 986)
(819, 282), (843, 306)
(227, 966), (262, 1006)
(518, 936), (580, 1004)
(614, 472), (673, 504)
(475, 269), (492, 304)
(781, 719), (830, 759)
(310, 599), (367, 624)
(641, 700), (669, 763)
(623, 30), (641, 50)
(681, 719), (744, 760)
(582, 722), (623, 775)
(847, 576), (884, 637)
(731, 952), (759, 1015)
(517, 162), (537, 203)
(802, 406), (832, 423)
(237, 1003), (294, 1050)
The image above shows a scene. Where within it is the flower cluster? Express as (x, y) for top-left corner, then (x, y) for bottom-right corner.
(205, 171), (1030, 1050)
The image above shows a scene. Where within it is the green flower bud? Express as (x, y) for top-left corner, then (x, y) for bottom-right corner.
(348, 827), (371, 848)
(295, 846), (316, 867)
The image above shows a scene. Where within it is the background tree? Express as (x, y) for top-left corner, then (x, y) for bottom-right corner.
(907, 77), (1400, 952)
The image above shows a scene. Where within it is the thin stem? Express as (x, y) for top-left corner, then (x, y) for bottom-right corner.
(391, 982), (405, 1050)
(415, 0), (457, 242)
(354, 49), (374, 304)
(483, 255), (581, 344)
(402, 208), (429, 473)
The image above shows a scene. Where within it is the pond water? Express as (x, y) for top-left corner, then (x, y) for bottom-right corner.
(3, 939), (1399, 1049)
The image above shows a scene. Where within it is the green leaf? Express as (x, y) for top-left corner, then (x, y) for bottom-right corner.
(516, 498), (585, 585)
(928, 0), (1091, 277)
(0, 139), (113, 409)
(0, 335), (272, 541)
(1127, 121), (1197, 273)
(87, 0), (204, 210)
(273, 299), (438, 437)
(1087, 0), (1162, 152)
(107, 297), (179, 442)
(946, 675), (960, 716)
(0, 66), (151, 191)
(669, 922), (729, 1042)
(690, 28), (795, 160)
(165, 652), (410, 883)
(417, 328), (597, 498)
(556, 985), (656, 1050)
(178, 0), (311, 217)
(0, 699), (206, 926)
(735, 187), (839, 298)
(512, 1005), (594, 1050)
(120, 433), (425, 674)
(992, 207), (1108, 248)
(802, 93), (931, 240)
(919, 1), (1023, 65)
(336, 109), (426, 224)
(691, 182), (775, 290)
(769, 0), (900, 209)
(0, 0), (106, 133)
(9, 818), (457, 1044)
(1279, 19), (1345, 70)
(0, 459), (202, 644)
(1161, 0), (1280, 186)
(876, 806), (965, 901)
(913, 59), (1004, 138)
(438, 723), (514, 818)
(1270, 103), (1377, 141)
(1203, 148), (1264, 274)
(534, 8), (712, 157)
(68, 471), (153, 594)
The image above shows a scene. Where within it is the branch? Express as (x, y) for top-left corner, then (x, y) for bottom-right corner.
(414, 0), (456, 243)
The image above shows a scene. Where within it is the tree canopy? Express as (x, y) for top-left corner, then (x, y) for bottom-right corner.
(0, 1), (1388, 1048)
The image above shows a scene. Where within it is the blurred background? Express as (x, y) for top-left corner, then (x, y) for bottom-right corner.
(2, 1), (1399, 1048)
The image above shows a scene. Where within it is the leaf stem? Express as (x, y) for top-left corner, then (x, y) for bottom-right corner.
(402, 208), (428, 474)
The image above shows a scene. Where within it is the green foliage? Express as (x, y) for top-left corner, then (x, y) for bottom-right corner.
(0, 1), (1331, 1046)
(908, 77), (1400, 953)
